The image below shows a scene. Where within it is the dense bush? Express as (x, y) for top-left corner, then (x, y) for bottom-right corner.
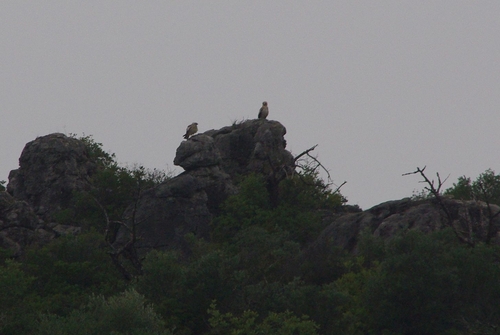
(54, 134), (171, 231)
(335, 229), (500, 334)
(37, 289), (171, 335)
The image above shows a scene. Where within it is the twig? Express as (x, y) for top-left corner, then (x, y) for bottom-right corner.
(404, 166), (474, 247)
(294, 145), (318, 163)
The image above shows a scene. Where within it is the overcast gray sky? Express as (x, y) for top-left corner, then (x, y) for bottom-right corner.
(1, 2), (499, 209)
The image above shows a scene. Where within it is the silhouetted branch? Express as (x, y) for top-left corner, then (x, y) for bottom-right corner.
(91, 193), (144, 280)
(333, 181), (347, 195)
(404, 166), (474, 246)
(294, 144), (332, 182)
(294, 145), (318, 163)
(402, 166), (449, 196)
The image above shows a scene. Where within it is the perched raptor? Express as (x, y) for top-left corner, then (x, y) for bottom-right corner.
(183, 122), (198, 139)
(258, 101), (269, 119)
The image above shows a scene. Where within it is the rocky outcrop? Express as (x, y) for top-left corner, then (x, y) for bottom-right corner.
(2, 122), (294, 256)
(309, 197), (500, 254)
(3, 123), (500, 260)
(1, 133), (93, 255)
(176, 120), (293, 177)
(0, 191), (52, 257)
(113, 119), (295, 252)
(0, 188), (82, 256)
(7, 133), (96, 220)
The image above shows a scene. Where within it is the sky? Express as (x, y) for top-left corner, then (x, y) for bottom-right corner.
(1, 2), (499, 209)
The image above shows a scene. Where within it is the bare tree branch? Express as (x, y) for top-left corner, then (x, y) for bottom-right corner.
(90, 189), (145, 280)
(333, 181), (347, 195)
(404, 166), (474, 246)
(294, 145), (333, 184)
(293, 144), (318, 163)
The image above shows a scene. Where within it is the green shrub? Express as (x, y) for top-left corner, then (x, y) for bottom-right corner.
(445, 169), (500, 205)
(37, 289), (171, 335)
(208, 301), (319, 335)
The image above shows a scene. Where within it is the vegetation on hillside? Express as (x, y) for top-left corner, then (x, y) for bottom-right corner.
(1, 137), (500, 334)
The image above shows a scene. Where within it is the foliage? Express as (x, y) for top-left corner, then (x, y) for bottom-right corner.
(4, 135), (500, 335)
(0, 232), (127, 334)
(0, 259), (34, 311)
(132, 170), (350, 333)
(56, 134), (171, 231)
(37, 289), (172, 335)
(0, 260), (38, 335)
(445, 169), (500, 205)
(289, 158), (346, 209)
(0, 180), (5, 192)
(335, 229), (500, 334)
(213, 171), (342, 246)
(208, 301), (319, 335)
(23, 231), (124, 296)
(136, 247), (243, 334)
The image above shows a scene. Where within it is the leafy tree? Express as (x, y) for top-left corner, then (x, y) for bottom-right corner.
(37, 289), (171, 335)
(19, 231), (126, 319)
(136, 246), (244, 334)
(334, 229), (500, 334)
(0, 240), (124, 334)
(239, 278), (346, 334)
(445, 169), (500, 205)
(56, 134), (171, 232)
(451, 242), (500, 333)
(0, 260), (36, 334)
(362, 230), (461, 334)
(213, 170), (344, 247)
(208, 301), (319, 335)
(52, 135), (173, 279)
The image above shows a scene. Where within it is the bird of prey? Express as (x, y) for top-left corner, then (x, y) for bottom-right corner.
(258, 101), (269, 119)
(183, 122), (198, 139)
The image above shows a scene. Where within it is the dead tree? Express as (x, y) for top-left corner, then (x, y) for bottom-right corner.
(404, 166), (500, 246)
(403, 166), (476, 246)
(293, 145), (346, 197)
(91, 194), (144, 281)
(90, 169), (156, 281)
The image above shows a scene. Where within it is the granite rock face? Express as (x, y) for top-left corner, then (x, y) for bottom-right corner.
(113, 119), (295, 252)
(176, 119), (293, 177)
(2, 122), (295, 255)
(4, 124), (500, 259)
(0, 191), (52, 257)
(2, 133), (95, 255)
(7, 133), (95, 220)
(308, 197), (500, 255)
(0, 120), (500, 257)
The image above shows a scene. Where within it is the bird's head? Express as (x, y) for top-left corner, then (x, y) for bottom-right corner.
(262, 101), (267, 106)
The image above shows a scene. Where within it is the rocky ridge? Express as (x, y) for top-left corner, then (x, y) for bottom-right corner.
(2, 122), (500, 257)
(111, 119), (295, 252)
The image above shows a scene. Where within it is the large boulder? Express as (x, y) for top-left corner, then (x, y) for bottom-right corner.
(7, 133), (96, 220)
(309, 197), (500, 254)
(176, 120), (294, 178)
(174, 135), (221, 170)
(113, 119), (295, 252)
